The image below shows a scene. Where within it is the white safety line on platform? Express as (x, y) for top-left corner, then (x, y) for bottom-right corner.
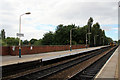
(1, 46), (108, 66)
(95, 46), (118, 79)
(42, 48), (101, 61)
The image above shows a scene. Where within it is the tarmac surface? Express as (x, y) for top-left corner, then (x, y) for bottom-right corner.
(1, 46), (106, 66)
(1, 45), (119, 79)
(95, 46), (119, 79)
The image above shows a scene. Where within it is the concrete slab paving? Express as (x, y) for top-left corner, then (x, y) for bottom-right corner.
(1, 46), (107, 66)
(95, 46), (119, 79)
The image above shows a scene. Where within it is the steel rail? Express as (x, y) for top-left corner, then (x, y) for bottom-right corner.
(10, 47), (111, 80)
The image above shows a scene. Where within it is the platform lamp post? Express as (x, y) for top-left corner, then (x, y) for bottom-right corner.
(101, 36), (104, 46)
(70, 28), (77, 51)
(103, 37), (104, 46)
(17, 12), (31, 58)
(94, 35), (99, 47)
(86, 33), (91, 48)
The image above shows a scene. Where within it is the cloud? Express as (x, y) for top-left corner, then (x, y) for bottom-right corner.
(100, 24), (118, 40)
(35, 24), (56, 31)
(113, 27), (118, 30)
(101, 26), (118, 31)
(101, 26), (113, 31)
(0, 0), (119, 40)
(21, 27), (48, 40)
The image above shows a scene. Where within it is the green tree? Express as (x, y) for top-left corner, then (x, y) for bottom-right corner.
(87, 17), (93, 33)
(1, 29), (5, 40)
(0, 33), (1, 39)
(74, 27), (86, 44)
(104, 37), (113, 45)
(0, 39), (7, 46)
(42, 31), (54, 45)
(5, 37), (19, 46)
(41, 22), (112, 46)
(87, 17), (93, 46)
(34, 39), (42, 46)
(30, 38), (37, 45)
(23, 40), (29, 45)
(91, 22), (100, 46)
(54, 24), (76, 45)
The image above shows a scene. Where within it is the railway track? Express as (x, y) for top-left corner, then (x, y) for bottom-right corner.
(2, 47), (104, 79)
(2, 46), (117, 80)
(42, 46), (118, 80)
(68, 46), (118, 80)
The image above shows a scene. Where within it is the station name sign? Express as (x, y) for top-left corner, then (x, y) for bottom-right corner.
(17, 33), (24, 37)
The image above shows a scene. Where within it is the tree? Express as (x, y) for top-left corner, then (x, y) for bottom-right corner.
(1, 29), (5, 40)
(30, 38), (38, 45)
(41, 21), (112, 46)
(34, 39), (42, 46)
(54, 24), (77, 45)
(89, 22), (103, 46)
(74, 27), (86, 44)
(87, 17), (93, 33)
(42, 31), (54, 45)
(87, 17), (93, 46)
(0, 39), (7, 46)
(0, 33), (1, 39)
(23, 40), (29, 45)
(1, 18), (113, 46)
(5, 37), (19, 46)
(104, 37), (113, 45)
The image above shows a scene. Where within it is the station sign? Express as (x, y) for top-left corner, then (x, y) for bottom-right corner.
(17, 33), (24, 37)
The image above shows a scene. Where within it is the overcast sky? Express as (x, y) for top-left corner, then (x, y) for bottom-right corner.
(0, 0), (119, 41)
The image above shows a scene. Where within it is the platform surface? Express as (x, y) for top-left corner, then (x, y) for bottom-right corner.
(95, 46), (119, 79)
(1, 46), (107, 66)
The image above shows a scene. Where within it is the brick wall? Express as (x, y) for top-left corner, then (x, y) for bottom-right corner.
(1, 46), (10, 55)
(1, 45), (87, 56)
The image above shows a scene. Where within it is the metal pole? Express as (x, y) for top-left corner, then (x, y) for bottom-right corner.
(103, 37), (104, 45)
(86, 34), (87, 48)
(100, 37), (101, 45)
(18, 12), (30, 58)
(88, 26), (90, 46)
(88, 34), (90, 46)
(70, 30), (72, 51)
(19, 15), (21, 58)
(94, 36), (95, 47)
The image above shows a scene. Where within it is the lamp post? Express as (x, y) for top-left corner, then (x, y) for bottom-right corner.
(18, 12), (31, 58)
(70, 28), (77, 51)
(86, 33), (91, 48)
(94, 35), (99, 47)
(101, 36), (104, 46)
(103, 37), (104, 45)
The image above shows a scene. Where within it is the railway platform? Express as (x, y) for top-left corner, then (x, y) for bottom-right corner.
(1, 46), (107, 66)
(95, 46), (119, 79)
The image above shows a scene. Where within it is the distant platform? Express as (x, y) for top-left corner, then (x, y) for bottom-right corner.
(95, 46), (119, 79)
(1, 46), (108, 66)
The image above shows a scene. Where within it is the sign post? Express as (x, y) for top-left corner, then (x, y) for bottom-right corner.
(17, 33), (24, 58)
(18, 12), (30, 58)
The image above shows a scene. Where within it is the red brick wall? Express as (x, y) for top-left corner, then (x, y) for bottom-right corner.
(1, 45), (88, 56)
(1, 46), (10, 55)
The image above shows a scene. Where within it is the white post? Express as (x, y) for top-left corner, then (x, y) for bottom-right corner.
(94, 36), (95, 46)
(19, 15), (22, 58)
(70, 29), (72, 51)
(18, 12), (31, 58)
(86, 33), (87, 48)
